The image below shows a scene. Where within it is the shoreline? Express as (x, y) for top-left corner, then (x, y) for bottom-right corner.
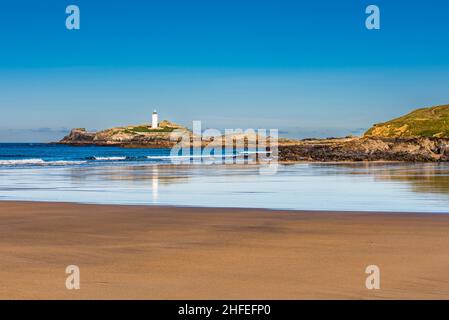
(0, 199), (447, 215)
(2, 201), (449, 299)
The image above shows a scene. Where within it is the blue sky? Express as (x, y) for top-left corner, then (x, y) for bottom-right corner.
(1, 0), (449, 141)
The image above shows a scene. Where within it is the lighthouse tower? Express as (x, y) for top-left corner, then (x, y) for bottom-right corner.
(152, 110), (158, 129)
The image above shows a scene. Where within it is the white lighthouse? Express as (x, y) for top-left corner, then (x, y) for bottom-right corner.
(152, 110), (159, 129)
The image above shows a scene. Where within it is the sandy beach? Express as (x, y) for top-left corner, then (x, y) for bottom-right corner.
(1, 201), (449, 299)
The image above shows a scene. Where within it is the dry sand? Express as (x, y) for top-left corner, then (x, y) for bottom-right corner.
(1, 201), (449, 299)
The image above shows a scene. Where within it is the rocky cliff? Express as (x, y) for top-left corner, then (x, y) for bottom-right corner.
(278, 104), (449, 162)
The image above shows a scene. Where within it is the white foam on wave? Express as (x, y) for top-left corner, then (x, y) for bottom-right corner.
(146, 154), (237, 160)
(0, 159), (46, 165)
(0, 159), (87, 166)
(48, 160), (88, 165)
(93, 156), (127, 161)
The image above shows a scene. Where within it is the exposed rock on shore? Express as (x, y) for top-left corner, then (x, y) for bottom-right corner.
(279, 137), (449, 162)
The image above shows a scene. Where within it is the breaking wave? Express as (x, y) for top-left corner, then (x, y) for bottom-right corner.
(0, 153), (253, 168)
(0, 159), (87, 166)
(90, 156), (127, 161)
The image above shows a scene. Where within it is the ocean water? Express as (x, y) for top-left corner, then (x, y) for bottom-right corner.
(0, 143), (241, 166)
(0, 143), (448, 213)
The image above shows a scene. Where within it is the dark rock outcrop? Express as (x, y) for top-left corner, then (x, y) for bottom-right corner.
(61, 128), (96, 144)
(279, 137), (449, 162)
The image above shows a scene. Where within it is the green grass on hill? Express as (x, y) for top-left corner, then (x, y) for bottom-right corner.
(364, 104), (449, 138)
(125, 126), (175, 134)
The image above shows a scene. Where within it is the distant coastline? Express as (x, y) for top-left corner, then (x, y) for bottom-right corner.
(56, 104), (449, 162)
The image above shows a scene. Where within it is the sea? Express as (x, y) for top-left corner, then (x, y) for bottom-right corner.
(0, 143), (448, 213)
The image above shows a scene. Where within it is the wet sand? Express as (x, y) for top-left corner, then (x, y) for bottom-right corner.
(1, 201), (449, 299)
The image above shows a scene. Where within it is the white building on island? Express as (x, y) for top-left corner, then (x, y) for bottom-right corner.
(152, 110), (159, 128)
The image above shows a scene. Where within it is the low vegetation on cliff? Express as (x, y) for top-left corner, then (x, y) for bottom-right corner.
(364, 104), (449, 138)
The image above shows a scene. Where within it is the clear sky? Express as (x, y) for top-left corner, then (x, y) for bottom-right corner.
(1, 0), (449, 142)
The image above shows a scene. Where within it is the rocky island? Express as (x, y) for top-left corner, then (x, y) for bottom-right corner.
(59, 120), (189, 148)
(59, 105), (449, 162)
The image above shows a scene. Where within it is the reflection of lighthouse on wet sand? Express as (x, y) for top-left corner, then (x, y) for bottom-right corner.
(152, 166), (159, 202)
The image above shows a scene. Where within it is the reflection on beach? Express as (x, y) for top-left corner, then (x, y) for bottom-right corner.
(66, 164), (192, 204)
(0, 162), (448, 212)
(152, 166), (159, 202)
(66, 165), (189, 184)
(312, 162), (449, 196)
(374, 164), (449, 195)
